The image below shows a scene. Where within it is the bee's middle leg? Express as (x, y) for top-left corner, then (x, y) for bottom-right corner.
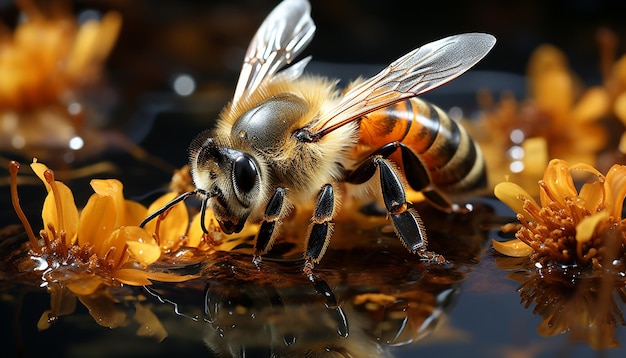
(304, 184), (336, 273)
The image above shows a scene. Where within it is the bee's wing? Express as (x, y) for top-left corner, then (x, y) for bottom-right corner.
(232, 0), (315, 107)
(310, 33), (496, 138)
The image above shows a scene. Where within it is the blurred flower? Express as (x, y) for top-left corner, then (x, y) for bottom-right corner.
(0, 0), (122, 162)
(493, 159), (626, 269)
(472, 45), (610, 192)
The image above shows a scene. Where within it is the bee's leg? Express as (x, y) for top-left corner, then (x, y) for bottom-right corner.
(253, 187), (287, 264)
(303, 184), (336, 273)
(345, 144), (446, 263)
(397, 142), (468, 213)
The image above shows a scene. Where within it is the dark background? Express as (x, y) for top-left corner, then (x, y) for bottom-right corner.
(2, 0), (625, 167)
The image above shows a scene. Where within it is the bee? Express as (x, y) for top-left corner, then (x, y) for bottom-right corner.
(142, 0), (495, 271)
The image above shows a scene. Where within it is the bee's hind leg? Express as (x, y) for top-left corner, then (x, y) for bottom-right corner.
(398, 142), (469, 214)
(303, 184), (336, 274)
(345, 144), (446, 263)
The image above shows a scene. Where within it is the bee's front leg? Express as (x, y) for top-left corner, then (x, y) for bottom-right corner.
(303, 184), (336, 273)
(253, 187), (287, 264)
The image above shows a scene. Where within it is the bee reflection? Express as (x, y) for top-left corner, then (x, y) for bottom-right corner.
(145, 249), (463, 358)
(141, 198), (491, 357)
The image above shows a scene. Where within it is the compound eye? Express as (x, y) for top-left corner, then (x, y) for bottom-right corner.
(232, 155), (259, 200)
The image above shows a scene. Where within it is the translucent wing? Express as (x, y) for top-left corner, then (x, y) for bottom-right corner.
(310, 33), (496, 138)
(232, 0), (315, 107)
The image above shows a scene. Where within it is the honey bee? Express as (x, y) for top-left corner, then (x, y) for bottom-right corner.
(142, 0), (495, 271)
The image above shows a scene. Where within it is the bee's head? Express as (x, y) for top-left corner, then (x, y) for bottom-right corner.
(189, 131), (262, 234)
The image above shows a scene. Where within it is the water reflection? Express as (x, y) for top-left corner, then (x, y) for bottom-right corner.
(1, 201), (491, 357)
(496, 255), (626, 350)
(142, 202), (491, 357)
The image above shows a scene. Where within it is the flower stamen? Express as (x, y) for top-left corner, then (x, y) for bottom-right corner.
(8, 161), (40, 252)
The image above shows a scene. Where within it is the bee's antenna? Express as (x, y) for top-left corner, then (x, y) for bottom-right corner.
(139, 189), (207, 228)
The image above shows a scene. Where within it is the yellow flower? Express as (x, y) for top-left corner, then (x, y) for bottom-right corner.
(10, 160), (196, 291)
(493, 159), (626, 268)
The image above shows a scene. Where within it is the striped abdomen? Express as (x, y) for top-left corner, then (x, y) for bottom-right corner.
(358, 97), (486, 192)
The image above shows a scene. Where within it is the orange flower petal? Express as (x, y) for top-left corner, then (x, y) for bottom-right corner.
(605, 164), (626, 218)
(144, 192), (189, 250)
(30, 160), (52, 192)
(187, 212), (207, 248)
(102, 226), (156, 268)
(576, 210), (609, 243)
(41, 181), (79, 245)
(90, 179), (126, 227)
(78, 194), (116, 249)
(577, 181), (605, 213)
(113, 268), (153, 286)
(540, 159), (578, 207)
(492, 238), (534, 257)
(126, 241), (161, 266)
(494, 181), (539, 222)
(570, 87), (610, 123)
(123, 200), (148, 227)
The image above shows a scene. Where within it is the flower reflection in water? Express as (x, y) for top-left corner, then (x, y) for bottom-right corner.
(496, 257), (626, 350)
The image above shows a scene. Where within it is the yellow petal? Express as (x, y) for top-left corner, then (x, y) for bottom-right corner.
(90, 179), (126, 227)
(123, 200), (148, 227)
(102, 226), (156, 268)
(78, 194), (116, 249)
(42, 181), (79, 245)
(126, 241), (161, 266)
(30, 160), (52, 192)
(532, 70), (573, 122)
(576, 211), (610, 243)
(187, 212), (207, 248)
(113, 268), (153, 286)
(540, 159), (578, 207)
(142, 271), (198, 283)
(577, 180), (605, 213)
(144, 192), (189, 250)
(605, 164), (626, 218)
(492, 238), (534, 257)
(494, 181), (539, 222)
